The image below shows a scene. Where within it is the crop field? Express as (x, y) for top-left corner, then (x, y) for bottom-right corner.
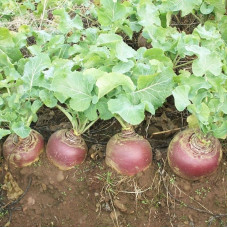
(0, 0), (227, 227)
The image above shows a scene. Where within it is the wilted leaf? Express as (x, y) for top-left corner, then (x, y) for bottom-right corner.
(2, 172), (24, 201)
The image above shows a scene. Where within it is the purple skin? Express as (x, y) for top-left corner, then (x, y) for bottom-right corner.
(46, 129), (87, 170)
(105, 130), (152, 176)
(3, 130), (44, 167)
(168, 128), (222, 180)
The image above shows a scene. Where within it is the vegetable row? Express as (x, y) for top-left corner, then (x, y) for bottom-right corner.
(0, 0), (227, 179)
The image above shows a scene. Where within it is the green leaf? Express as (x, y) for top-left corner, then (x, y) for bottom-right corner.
(31, 100), (43, 114)
(0, 28), (23, 62)
(108, 96), (145, 125)
(33, 30), (52, 46)
(185, 45), (210, 56)
(145, 25), (178, 52)
(96, 72), (135, 99)
(11, 121), (31, 138)
(194, 24), (220, 40)
(212, 120), (227, 139)
(22, 53), (51, 91)
(97, 97), (113, 120)
(172, 85), (191, 111)
(97, 0), (127, 26)
(180, 74), (211, 99)
(186, 45), (222, 76)
(0, 49), (14, 68)
(143, 101), (155, 115)
(177, 34), (200, 57)
(218, 15), (227, 43)
(204, 0), (226, 17)
(0, 129), (11, 139)
(39, 89), (57, 108)
(97, 33), (122, 45)
(0, 27), (14, 48)
(28, 45), (42, 55)
(52, 71), (93, 112)
(115, 41), (136, 62)
(67, 31), (81, 43)
(192, 53), (222, 76)
(112, 60), (134, 74)
(187, 115), (199, 129)
(53, 8), (83, 33)
(0, 97), (3, 105)
(137, 0), (161, 27)
(84, 104), (98, 121)
(144, 48), (173, 67)
(83, 68), (106, 80)
(188, 103), (210, 124)
(160, 0), (202, 17)
(200, 2), (214, 14)
(131, 68), (174, 110)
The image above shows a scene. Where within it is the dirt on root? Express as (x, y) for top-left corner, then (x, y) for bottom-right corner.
(0, 104), (227, 227)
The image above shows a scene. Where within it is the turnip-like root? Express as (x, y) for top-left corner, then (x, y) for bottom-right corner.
(3, 130), (44, 168)
(168, 128), (222, 180)
(46, 129), (87, 170)
(105, 129), (152, 176)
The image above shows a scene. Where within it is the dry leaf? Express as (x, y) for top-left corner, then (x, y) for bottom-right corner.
(2, 172), (23, 201)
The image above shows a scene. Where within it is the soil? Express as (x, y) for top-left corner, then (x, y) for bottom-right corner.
(0, 102), (227, 227)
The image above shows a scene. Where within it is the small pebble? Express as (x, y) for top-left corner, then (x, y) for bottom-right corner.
(160, 201), (166, 207)
(102, 202), (111, 212)
(56, 171), (65, 182)
(136, 172), (143, 178)
(188, 214), (194, 226)
(22, 206), (28, 212)
(194, 195), (200, 201)
(27, 196), (35, 206)
(110, 210), (121, 220)
(113, 199), (127, 212)
(41, 183), (47, 191)
(34, 208), (42, 215)
(94, 192), (99, 197)
(183, 183), (191, 191)
(20, 169), (27, 175)
(155, 149), (162, 161)
(48, 185), (54, 190)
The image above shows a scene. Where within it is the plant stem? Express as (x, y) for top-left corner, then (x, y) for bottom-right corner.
(173, 53), (179, 65)
(26, 115), (33, 127)
(39, 0), (47, 30)
(114, 115), (131, 130)
(78, 12), (94, 22)
(173, 60), (194, 69)
(192, 13), (203, 24)
(80, 118), (89, 134)
(57, 105), (78, 131)
(7, 88), (11, 95)
(173, 55), (181, 67)
(81, 117), (99, 134)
